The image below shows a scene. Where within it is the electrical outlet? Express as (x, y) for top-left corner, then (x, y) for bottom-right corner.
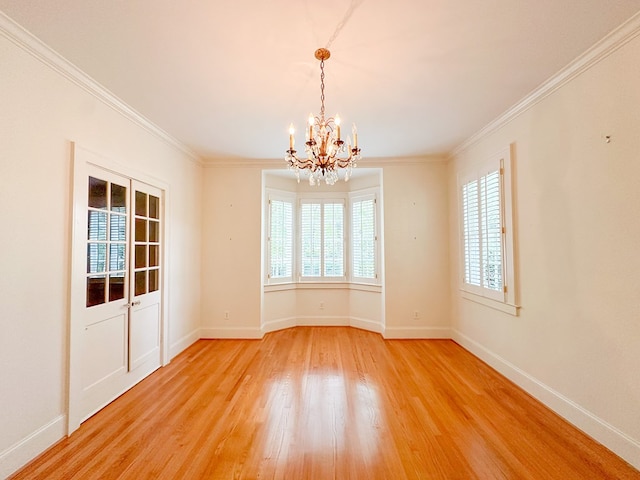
(320, 302), (324, 310)
(413, 311), (419, 319)
(224, 311), (229, 320)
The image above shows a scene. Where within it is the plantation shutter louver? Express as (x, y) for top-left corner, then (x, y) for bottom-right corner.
(461, 161), (505, 301)
(481, 170), (502, 291)
(462, 181), (481, 286)
(269, 198), (293, 279)
(323, 203), (344, 277)
(300, 202), (321, 277)
(352, 197), (376, 279)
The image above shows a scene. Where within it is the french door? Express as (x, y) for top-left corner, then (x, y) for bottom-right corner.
(70, 158), (164, 429)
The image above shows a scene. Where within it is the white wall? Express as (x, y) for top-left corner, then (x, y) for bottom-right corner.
(448, 31), (640, 468)
(202, 161), (451, 339)
(0, 28), (203, 477)
(201, 164), (264, 338)
(383, 161), (451, 338)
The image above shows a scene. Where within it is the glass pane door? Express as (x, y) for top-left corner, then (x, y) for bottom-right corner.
(86, 176), (128, 307)
(133, 190), (161, 296)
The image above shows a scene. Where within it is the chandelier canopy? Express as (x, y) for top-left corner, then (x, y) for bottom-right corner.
(286, 48), (361, 185)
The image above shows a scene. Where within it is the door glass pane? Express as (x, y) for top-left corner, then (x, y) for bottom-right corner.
(87, 243), (107, 273)
(87, 275), (106, 307)
(110, 214), (126, 241)
(111, 184), (127, 213)
(149, 221), (159, 243)
(110, 243), (126, 271)
(88, 212), (107, 241)
(149, 245), (159, 267)
(149, 195), (159, 219)
(135, 245), (147, 269)
(135, 218), (147, 242)
(88, 177), (107, 210)
(149, 269), (159, 292)
(135, 191), (147, 217)
(135, 271), (147, 296)
(109, 273), (125, 301)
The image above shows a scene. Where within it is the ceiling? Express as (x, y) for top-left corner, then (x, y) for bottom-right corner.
(2, 1), (640, 161)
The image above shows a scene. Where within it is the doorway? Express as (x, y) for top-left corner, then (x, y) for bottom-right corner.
(68, 145), (166, 434)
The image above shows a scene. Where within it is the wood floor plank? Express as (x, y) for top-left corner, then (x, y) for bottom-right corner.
(10, 327), (640, 479)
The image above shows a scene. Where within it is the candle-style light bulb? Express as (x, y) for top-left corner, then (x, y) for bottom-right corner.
(335, 114), (341, 140)
(352, 123), (358, 148)
(289, 123), (295, 149)
(308, 114), (314, 141)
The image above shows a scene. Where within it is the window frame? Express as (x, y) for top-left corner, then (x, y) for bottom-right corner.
(458, 146), (518, 313)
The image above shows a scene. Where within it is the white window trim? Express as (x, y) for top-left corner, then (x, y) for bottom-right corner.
(349, 188), (380, 285)
(458, 146), (519, 314)
(265, 189), (296, 285)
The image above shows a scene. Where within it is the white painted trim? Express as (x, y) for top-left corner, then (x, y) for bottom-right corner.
(261, 317), (299, 335)
(200, 327), (264, 339)
(0, 11), (202, 165)
(349, 316), (384, 334)
(203, 155), (447, 167)
(451, 11), (640, 158)
(452, 329), (640, 470)
(169, 329), (201, 360)
(383, 326), (451, 339)
(460, 291), (520, 316)
(261, 317), (384, 336)
(0, 415), (66, 479)
(295, 316), (351, 326)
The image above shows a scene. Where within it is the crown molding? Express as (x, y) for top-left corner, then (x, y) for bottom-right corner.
(202, 158), (283, 168)
(203, 155), (447, 168)
(0, 11), (203, 166)
(450, 11), (640, 158)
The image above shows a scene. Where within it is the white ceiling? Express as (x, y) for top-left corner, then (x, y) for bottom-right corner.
(2, 0), (640, 161)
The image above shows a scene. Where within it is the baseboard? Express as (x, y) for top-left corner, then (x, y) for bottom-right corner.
(349, 316), (384, 334)
(200, 326), (264, 339)
(169, 329), (200, 360)
(295, 316), (350, 326)
(452, 329), (640, 470)
(383, 326), (451, 339)
(261, 316), (384, 336)
(0, 414), (66, 479)
(261, 317), (298, 335)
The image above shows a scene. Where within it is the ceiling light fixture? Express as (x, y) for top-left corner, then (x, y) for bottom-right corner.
(286, 48), (361, 185)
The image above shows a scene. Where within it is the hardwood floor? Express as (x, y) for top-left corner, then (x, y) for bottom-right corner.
(11, 327), (640, 479)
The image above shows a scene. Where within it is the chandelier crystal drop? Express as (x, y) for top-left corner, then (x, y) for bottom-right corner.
(286, 48), (361, 185)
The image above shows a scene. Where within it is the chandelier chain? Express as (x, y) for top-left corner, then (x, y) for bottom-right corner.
(319, 60), (325, 120)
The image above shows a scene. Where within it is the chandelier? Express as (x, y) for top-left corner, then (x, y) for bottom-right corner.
(286, 48), (361, 185)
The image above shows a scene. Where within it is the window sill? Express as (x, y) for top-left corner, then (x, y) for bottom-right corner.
(264, 282), (296, 292)
(264, 282), (382, 293)
(460, 290), (520, 316)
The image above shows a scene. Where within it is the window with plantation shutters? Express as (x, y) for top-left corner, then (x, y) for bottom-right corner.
(268, 195), (294, 282)
(300, 200), (345, 279)
(459, 147), (517, 311)
(351, 194), (377, 281)
(323, 203), (344, 277)
(462, 169), (503, 297)
(481, 170), (502, 291)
